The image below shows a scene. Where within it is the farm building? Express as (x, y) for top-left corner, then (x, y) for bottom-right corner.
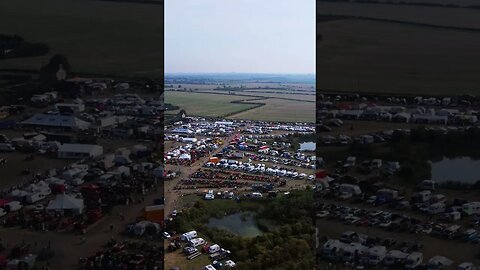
(21, 114), (90, 130)
(57, 143), (103, 159)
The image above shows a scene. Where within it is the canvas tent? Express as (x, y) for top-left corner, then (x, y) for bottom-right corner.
(46, 194), (84, 215)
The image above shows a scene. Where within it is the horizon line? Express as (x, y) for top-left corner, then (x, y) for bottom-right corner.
(165, 72), (315, 75)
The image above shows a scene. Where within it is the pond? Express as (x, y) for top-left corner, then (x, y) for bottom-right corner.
(430, 157), (480, 184)
(299, 142), (316, 152)
(206, 212), (263, 237)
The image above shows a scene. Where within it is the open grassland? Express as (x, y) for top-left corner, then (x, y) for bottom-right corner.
(0, 0), (162, 77)
(317, 19), (480, 94)
(165, 91), (258, 117)
(229, 98), (315, 123)
(317, 2), (480, 29)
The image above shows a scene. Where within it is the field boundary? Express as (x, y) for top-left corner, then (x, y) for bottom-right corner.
(317, 14), (480, 32)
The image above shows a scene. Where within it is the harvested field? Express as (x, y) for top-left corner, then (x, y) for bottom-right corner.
(317, 19), (480, 94)
(0, 0), (162, 77)
(317, 2), (480, 29)
(229, 98), (315, 123)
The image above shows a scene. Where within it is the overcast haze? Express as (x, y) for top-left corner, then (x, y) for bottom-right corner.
(165, 0), (315, 74)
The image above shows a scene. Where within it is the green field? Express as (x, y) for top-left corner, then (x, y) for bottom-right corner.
(165, 91), (258, 117)
(165, 91), (315, 122)
(0, 0), (162, 77)
(317, 19), (480, 94)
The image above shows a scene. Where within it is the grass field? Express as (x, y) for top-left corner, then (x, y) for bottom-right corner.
(0, 0), (162, 77)
(165, 91), (315, 122)
(165, 91), (258, 117)
(317, 19), (480, 94)
(317, 2), (480, 29)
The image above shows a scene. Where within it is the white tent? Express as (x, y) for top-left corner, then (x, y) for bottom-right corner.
(46, 194), (84, 215)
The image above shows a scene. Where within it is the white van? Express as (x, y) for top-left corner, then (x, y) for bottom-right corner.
(189, 238), (206, 247)
(251, 192), (263, 198)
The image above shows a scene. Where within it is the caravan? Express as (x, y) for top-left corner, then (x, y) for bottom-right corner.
(181, 230), (198, 241)
(368, 246), (387, 265)
(463, 202), (480, 216)
(405, 252), (423, 269)
(385, 250), (409, 266)
(189, 238), (206, 247)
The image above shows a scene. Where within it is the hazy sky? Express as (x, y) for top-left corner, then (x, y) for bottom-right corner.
(165, 0), (315, 74)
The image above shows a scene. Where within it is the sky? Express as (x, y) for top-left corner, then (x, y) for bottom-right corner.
(165, 0), (315, 74)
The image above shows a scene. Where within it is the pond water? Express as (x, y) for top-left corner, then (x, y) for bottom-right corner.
(206, 212), (262, 237)
(430, 157), (480, 184)
(299, 142), (316, 152)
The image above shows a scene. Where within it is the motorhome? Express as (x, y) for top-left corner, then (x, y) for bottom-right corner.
(368, 246), (387, 265)
(343, 243), (368, 262)
(322, 239), (346, 260)
(385, 250), (409, 266)
(405, 252), (423, 269)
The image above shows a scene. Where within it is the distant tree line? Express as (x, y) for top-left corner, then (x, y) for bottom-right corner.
(0, 34), (49, 59)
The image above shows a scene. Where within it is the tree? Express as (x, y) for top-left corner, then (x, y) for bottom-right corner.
(39, 54), (71, 83)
